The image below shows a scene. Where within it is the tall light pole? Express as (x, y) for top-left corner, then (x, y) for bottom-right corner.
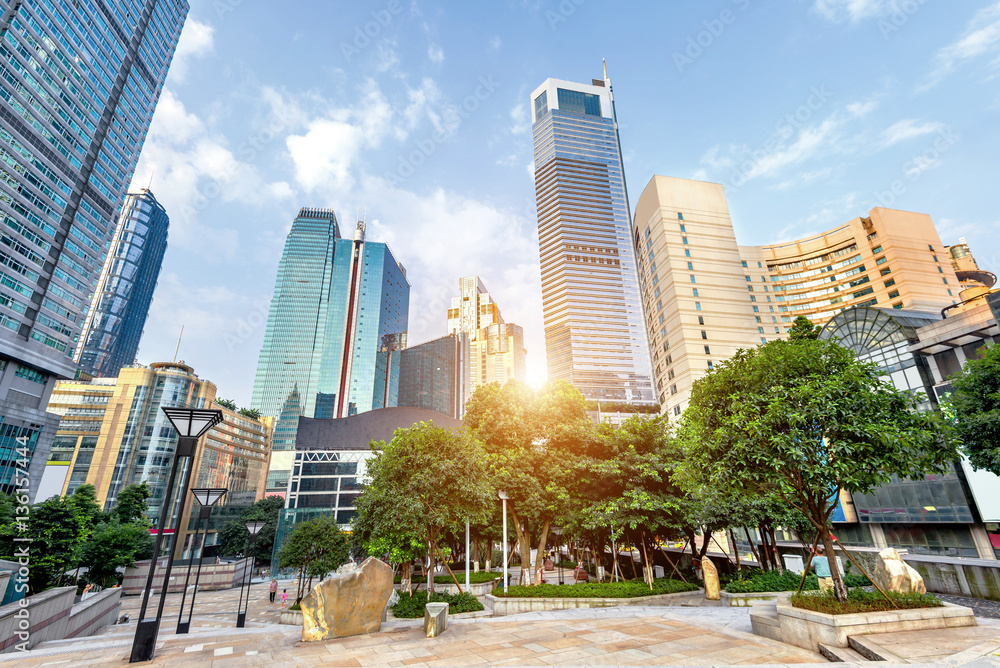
(177, 488), (227, 634)
(130, 407), (222, 663)
(465, 520), (470, 591)
(236, 520), (268, 627)
(552, 526), (564, 585)
(498, 490), (508, 594)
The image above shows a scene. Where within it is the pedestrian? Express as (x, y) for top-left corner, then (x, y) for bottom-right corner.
(281, 589), (288, 608)
(814, 545), (834, 592)
(269, 578), (278, 603)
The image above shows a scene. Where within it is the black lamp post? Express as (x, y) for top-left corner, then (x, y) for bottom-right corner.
(130, 407), (222, 663)
(236, 520), (267, 627)
(552, 526), (564, 585)
(176, 487), (227, 634)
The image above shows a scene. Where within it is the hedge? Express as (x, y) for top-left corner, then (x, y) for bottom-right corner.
(791, 589), (942, 615)
(391, 590), (484, 618)
(724, 569), (870, 593)
(491, 578), (698, 599)
(394, 571), (498, 585)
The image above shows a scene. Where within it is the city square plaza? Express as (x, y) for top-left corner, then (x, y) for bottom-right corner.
(7, 575), (1000, 667)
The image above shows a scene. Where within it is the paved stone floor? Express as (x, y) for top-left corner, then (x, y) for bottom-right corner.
(6, 579), (1000, 666)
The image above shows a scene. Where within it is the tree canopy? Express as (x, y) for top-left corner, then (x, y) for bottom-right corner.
(278, 515), (349, 603)
(216, 495), (284, 562)
(947, 343), (1000, 476)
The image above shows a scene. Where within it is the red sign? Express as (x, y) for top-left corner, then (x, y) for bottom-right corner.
(149, 528), (175, 535)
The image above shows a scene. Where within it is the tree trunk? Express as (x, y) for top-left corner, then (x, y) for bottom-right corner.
(819, 529), (848, 602)
(426, 539), (435, 595)
(743, 527), (764, 570)
(640, 532), (653, 589)
(728, 528), (742, 572)
(435, 541), (464, 594)
(769, 526), (784, 574)
(510, 509), (531, 585)
(656, 540), (688, 584)
(533, 519), (551, 586)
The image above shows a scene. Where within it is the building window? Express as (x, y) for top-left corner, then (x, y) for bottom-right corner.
(942, 278), (948, 284)
(758, 261), (763, 268)
(748, 286), (755, 293)
(775, 327), (780, 334)
(772, 316), (777, 323)
(761, 337), (767, 344)
(753, 306), (759, 312)
(670, 384), (678, 395)
(742, 260), (748, 268)
(933, 255), (939, 262)
(755, 316), (762, 323)
(680, 224), (686, 233)
(678, 213), (684, 220)
(15, 365), (47, 384)
(876, 256), (887, 265)
(673, 406), (681, 416)
(937, 266), (944, 273)
(884, 278), (896, 287)
(758, 327), (764, 333)
(695, 302), (702, 311)
(888, 290), (900, 299)
(707, 361), (714, 369)
(701, 330), (708, 340)
(682, 237), (688, 245)
(704, 345), (711, 355)
(769, 306), (774, 312)
(928, 244), (935, 251)
(685, 249), (691, 258)
(892, 302), (903, 309)
(872, 246), (883, 254)
(698, 316), (704, 325)
(745, 276), (752, 282)
(687, 262), (694, 270)
(693, 288), (699, 297)
(947, 289), (953, 296)
(750, 296), (756, 302)
(668, 369), (675, 380)
(880, 267), (892, 276)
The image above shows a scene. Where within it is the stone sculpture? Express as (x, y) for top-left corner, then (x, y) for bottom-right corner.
(701, 558), (720, 600)
(300, 557), (394, 641)
(872, 547), (925, 594)
(424, 602), (448, 638)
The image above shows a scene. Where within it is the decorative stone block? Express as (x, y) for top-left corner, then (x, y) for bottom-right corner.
(424, 602), (448, 638)
(300, 557), (393, 641)
(873, 548), (926, 594)
(702, 558), (720, 600)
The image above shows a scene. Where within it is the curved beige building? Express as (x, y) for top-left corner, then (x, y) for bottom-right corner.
(634, 175), (961, 416)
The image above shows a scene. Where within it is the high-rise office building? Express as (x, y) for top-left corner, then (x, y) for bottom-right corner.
(397, 333), (468, 419)
(0, 0), (188, 498)
(633, 175), (963, 416)
(75, 189), (168, 378)
(446, 276), (526, 391)
(251, 208), (409, 495)
(530, 73), (654, 404)
(38, 361), (273, 558)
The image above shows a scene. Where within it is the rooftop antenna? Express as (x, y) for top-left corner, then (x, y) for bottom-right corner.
(603, 58), (608, 81)
(146, 170), (154, 191)
(172, 325), (184, 363)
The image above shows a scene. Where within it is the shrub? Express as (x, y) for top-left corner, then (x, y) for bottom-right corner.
(491, 577), (698, 599)
(390, 590), (484, 618)
(394, 571), (498, 585)
(724, 569), (870, 593)
(791, 589), (942, 615)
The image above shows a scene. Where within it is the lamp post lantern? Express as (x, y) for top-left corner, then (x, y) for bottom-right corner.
(236, 520), (268, 627)
(130, 407), (222, 663)
(177, 488), (227, 634)
(498, 490), (508, 594)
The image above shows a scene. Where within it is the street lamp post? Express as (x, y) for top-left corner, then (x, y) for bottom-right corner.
(130, 408), (222, 663)
(177, 488), (227, 634)
(236, 520), (267, 627)
(552, 526), (564, 585)
(498, 490), (508, 594)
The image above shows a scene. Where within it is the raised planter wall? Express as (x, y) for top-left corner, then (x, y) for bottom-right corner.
(66, 588), (122, 639)
(485, 588), (704, 617)
(720, 590), (792, 607)
(0, 586), (75, 653)
(122, 557), (251, 596)
(902, 554), (1000, 602)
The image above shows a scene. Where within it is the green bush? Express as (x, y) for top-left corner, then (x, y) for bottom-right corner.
(394, 571), (498, 585)
(492, 577), (698, 599)
(791, 589), (941, 615)
(390, 590), (484, 618)
(724, 569), (870, 593)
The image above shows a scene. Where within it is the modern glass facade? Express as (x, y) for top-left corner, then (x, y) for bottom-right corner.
(397, 333), (468, 419)
(75, 188), (168, 377)
(530, 76), (654, 404)
(251, 210), (409, 495)
(0, 0), (188, 498)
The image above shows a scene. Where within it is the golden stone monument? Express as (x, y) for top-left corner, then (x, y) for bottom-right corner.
(300, 557), (394, 641)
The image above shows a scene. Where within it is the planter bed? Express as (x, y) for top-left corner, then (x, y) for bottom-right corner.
(751, 600), (976, 652)
(486, 588), (704, 617)
(395, 580), (497, 596)
(720, 590), (793, 607)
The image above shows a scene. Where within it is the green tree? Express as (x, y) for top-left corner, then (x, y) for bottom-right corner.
(80, 520), (154, 588)
(216, 398), (238, 410)
(353, 479), (426, 595)
(359, 422), (492, 594)
(0, 496), (83, 592)
(277, 515), (349, 603)
(0, 492), (14, 526)
(947, 343), (1000, 476)
(112, 482), (152, 525)
(788, 315), (821, 341)
(67, 484), (106, 534)
(678, 338), (956, 601)
(238, 408), (262, 419)
(216, 495), (284, 562)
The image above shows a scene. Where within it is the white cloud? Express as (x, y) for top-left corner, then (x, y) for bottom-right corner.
(509, 102), (530, 135)
(428, 44), (445, 63)
(168, 19), (214, 83)
(847, 100), (879, 117)
(920, 2), (1000, 90)
(812, 0), (892, 23)
(878, 119), (946, 147)
(489, 36), (502, 50)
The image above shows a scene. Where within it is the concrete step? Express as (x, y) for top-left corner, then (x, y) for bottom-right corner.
(749, 604), (782, 643)
(819, 643), (872, 662)
(849, 635), (907, 663)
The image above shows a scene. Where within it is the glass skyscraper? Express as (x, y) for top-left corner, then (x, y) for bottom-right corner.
(75, 188), (168, 378)
(530, 73), (654, 404)
(251, 208), (409, 494)
(397, 333), (468, 419)
(0, 0), (188, 498)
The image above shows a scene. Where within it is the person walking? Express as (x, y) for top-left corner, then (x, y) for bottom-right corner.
(813, 545), (834, 592)
(269, 578), (278, 603)
(280, 589), (288, 608)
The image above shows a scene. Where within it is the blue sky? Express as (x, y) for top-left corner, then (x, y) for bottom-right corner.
(132, 0), (1000, 406)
